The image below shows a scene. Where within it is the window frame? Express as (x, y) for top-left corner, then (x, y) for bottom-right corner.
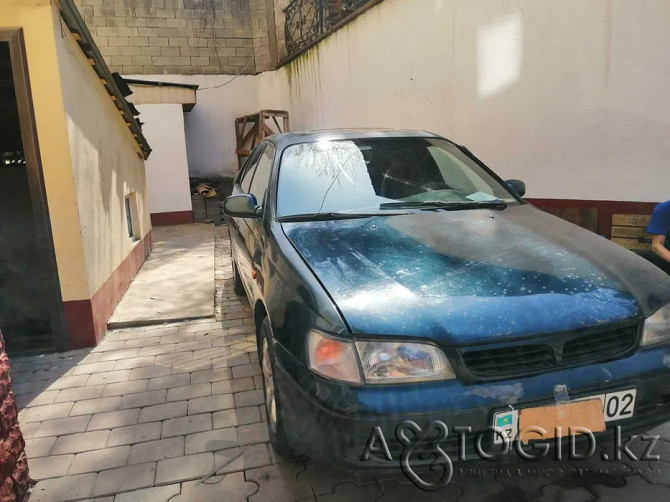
(236, 145), (265, 193)
(124, 193), (139, 242)
(247, 143), (276, 210)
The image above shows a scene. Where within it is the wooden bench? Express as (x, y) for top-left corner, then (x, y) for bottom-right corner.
(611, 214), (652, 251)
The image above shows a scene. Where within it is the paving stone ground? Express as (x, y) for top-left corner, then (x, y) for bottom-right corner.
(108, 223), (216, 328)
(10, 225), (670, 501)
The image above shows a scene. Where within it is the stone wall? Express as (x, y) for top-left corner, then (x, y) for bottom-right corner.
(0, 331), (32, 501)
(73, 0), (278, 75)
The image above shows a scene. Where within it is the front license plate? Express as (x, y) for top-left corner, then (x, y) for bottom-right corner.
(492, 409), (519, 444)
(573, 389), (637, 422)
(493, 388), (636, 444)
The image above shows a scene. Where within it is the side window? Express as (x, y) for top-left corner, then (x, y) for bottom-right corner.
(238, 146), (264, 192)
(124, 193), (139, 242)
(248, 144), (275, 207)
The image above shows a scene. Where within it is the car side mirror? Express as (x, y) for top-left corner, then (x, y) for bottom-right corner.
(223, 194), (261, 218)
(505, 179), (526, 197)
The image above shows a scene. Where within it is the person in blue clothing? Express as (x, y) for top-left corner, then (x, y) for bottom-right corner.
(646, 200), (670, 273)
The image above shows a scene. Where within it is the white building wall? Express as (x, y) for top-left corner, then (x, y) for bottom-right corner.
(131, 0), (670, 203)
(127, 75), (260, 179)
(256, 0), (670, 203)
(136, 104), (192, 215)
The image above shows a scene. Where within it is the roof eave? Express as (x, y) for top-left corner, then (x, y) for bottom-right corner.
(58, 0), (152, 160)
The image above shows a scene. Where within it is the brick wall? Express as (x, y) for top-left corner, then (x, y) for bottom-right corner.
(73, 0), (279, 75)
(0, 331), (32, 502)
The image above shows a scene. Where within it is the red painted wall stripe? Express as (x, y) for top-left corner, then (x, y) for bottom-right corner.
(150, 211), (193, 226)
(526, 199), (658, 239)
(62, 230), (153, 349)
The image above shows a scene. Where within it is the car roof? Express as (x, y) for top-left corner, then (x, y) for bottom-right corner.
(266, 128), (444, 149)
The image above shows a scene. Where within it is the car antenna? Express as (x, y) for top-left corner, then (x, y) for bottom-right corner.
(409, 77), (451, 131)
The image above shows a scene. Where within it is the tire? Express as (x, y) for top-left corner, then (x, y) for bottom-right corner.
(259, 317), (295, 458)
(232, 259), (245, 295)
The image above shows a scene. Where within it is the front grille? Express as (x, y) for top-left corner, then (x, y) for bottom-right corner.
(460, 323), (639, 379)
(461, 344), (554, 377)
(562, 324), (638, 364)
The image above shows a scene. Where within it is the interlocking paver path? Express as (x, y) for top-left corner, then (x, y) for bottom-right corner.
(10, 226), (670, 500)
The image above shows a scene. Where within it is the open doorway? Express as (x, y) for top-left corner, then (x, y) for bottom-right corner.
(0, 30), (66, 354)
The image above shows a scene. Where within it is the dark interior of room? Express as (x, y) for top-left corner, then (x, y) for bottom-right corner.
(0, 41), (54, 354)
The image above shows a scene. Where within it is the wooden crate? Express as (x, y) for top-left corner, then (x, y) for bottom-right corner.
(611, 214), (652, 251)
(235, 110), (289, 171)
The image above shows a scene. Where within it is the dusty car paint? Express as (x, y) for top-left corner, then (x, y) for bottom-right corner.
(226, 130), (670, 467)
(282, 204), (670, 344)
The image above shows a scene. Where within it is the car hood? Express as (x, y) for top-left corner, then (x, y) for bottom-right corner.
(281, 204), (670, 345)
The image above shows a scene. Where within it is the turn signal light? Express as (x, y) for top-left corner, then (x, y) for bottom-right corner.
(307, 330), (362, 384)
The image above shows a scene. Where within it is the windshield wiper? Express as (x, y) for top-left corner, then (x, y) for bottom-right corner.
(278, 212), (384, 222)
(379, 200), (508, 211)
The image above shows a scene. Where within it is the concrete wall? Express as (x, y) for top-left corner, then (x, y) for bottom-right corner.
(73, 0), (275, 75)
(255, 0), (670, 203)
(136, 103), (193, 218)
(129, 0), (670, 201)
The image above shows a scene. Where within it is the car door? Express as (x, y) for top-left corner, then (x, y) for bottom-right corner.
(243, 143), (275, 300)
(229, 146), (264, 294)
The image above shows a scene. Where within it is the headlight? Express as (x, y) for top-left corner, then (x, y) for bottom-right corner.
(641, 303), (670, 346)
(307, 330), (455, 384)
(356, 340), (455, 383)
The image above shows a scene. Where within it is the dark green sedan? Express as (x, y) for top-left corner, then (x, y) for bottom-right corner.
(223, 129), (670, 469)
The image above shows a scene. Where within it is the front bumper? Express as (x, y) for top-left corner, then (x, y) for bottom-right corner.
(275, 343), (670, 469)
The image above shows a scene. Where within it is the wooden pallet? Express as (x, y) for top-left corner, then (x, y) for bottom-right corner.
(611, 214), (652, 251)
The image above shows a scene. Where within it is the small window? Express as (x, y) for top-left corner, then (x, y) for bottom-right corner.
(125, 194), (139, 242)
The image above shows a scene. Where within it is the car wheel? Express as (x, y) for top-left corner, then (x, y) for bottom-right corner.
(259, 318), (294, 458)
(232, 259), (245, 295)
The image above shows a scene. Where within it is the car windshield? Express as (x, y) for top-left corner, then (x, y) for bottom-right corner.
(276, 137), (518, 218)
